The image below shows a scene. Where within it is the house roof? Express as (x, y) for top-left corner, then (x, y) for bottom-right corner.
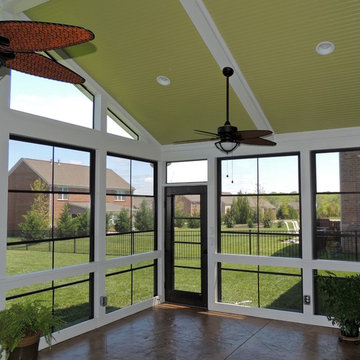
(221, 196), (276, 210)
(14, 1), (360, 145)
(13, 158), (131, 190)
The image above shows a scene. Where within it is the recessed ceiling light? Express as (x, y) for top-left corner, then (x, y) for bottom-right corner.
(316, 41), (335, 55)
(156, 75), (171, 86)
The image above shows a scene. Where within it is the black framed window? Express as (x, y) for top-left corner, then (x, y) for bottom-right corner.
(7, 136), (95, 275)
(312, 149), (360, 261)
(105, 154), (157, 258)
(218, 263), (303, 313)
(166, 160), (208, 183)
(10, 69), (94, 129)
(218, 153), (301, 258)
(6, 274), (94, 328)
(313, 269), (359, 315)
(105, 260), (157, 313)
(106, 108), (138, 140)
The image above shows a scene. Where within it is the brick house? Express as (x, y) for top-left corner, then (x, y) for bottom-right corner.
(338, 151), (360, 254)
(340, 151), (360, 231)
(220, 194), (276, 218)
(8, 158), (132, 235)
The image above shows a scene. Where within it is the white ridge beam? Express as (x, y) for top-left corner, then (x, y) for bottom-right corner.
(180, 0), (273, 132)
(0, 0), (49, 14)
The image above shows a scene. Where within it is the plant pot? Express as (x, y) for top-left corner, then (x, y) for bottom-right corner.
(340, 321), (359, 339)
(8, 333), (40, 360)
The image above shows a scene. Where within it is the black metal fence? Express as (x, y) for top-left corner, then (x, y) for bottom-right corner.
(315, 230), (360, 261)
(7, 231), (155, 257)
(7, 235), (90, 254)
(220, 230), (300, 258)
(171, 229), (300, 258)
(174, 231), (201, 260)
(106, 231), (154, 257)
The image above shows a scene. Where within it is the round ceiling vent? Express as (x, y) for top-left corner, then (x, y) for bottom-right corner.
(316, 41), (335, 55)
(156, 75), (171, 86)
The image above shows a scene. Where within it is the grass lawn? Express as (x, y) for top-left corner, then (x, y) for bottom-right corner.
(6, 227), (303, 327)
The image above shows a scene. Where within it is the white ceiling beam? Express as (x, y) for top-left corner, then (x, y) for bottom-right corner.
(0, 0), (49, 14)
(180, 0), (273, 132)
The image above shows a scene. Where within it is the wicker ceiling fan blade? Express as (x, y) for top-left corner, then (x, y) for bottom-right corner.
(0, 21), (94, 52)
(5, 52), (85, 83)
(235, 130), (273, 139)
(241, 138), (277, 146)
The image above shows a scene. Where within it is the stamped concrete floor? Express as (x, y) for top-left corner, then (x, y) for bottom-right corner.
(39, 303), (360, 360)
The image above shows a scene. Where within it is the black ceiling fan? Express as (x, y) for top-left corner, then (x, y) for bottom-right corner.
(179, 66), (276, 154)
(0, 20), (94, 84)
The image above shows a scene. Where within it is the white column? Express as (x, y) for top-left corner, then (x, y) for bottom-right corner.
(300, 149), (314, 317)
(207, 156), (217, 309)
(0, 67), (11, 310)
(93, 94), (107, 132)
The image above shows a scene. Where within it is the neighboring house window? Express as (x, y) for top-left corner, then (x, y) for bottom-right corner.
(115, 192), (125, 202)
(58, 186), (69, 200)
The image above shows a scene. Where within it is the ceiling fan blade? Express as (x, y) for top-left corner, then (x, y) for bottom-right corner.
(174, 137), (219, 144)
(0, 21), (94, 52)
(236, 130), (273, 139)
(241, 138), (276, 146)
(4, 52), (85, 83)
(194, 129), (219, 136)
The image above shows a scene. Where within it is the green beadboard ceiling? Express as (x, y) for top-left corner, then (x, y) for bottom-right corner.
(25, 0), (360, 144)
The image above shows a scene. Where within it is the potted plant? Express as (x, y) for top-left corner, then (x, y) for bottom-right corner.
(0, 300), (63, 360)
(317, 272), (360, 341)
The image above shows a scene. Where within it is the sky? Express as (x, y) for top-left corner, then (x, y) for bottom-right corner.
(10, 70), (134, 138)
(8, 70), (153, 195)
(8, 71), (340, 194)
(167, 160), (208, 183)
(221, 153), (340, 194)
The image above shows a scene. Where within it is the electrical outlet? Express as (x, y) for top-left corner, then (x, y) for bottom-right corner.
(304, 295), (311, 305)
(100, 296), (108, 307)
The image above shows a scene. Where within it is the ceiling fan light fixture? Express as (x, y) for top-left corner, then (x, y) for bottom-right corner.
(177, 67), (276, 149)
(215, 139), (239, 154)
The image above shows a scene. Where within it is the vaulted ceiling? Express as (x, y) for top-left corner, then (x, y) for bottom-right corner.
(3, 1), (360, 144)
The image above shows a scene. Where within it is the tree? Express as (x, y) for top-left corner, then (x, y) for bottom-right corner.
(105, 212), (113, 233)
(277, 203), (298, 220)
(134, 200), (153, 231)
(114, 208), (130, 233)
(75, 208), (90, 236)
(262, 208), (275, 228)
(232, 196), (252, 224)
(316, 194), (340, 219)
(56, 203), (78, 237)
(174, 199), (186, 228)
(18, 179), (50, 241)
(223, 209), (235, 228)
